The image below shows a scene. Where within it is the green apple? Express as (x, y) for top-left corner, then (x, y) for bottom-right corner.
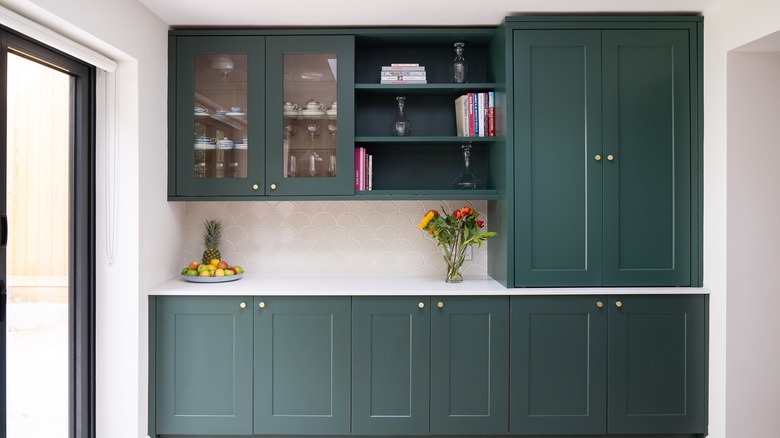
(224, 269), (235, 276)
(197, 264), (208, 273)
(234, 266), (244, 274)
(181, 267), (189, 275)
(185, 269), (198, 276)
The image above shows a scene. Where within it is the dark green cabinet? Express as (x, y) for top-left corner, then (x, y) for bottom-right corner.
(351, 296), (508, 435)
(154, 296), (254, 435)
(511, 21), (701, 287)
(429, 296), (509, 435)
(351, 297), (430, 435)
(510, 294), (707, 435)
(253, 297), (351, 434)
(168, 33), (354, 199)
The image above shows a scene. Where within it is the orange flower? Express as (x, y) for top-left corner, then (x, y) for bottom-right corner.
(460, 206), (471, 216)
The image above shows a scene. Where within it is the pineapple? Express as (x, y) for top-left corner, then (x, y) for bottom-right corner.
(201, 219), (222, 264)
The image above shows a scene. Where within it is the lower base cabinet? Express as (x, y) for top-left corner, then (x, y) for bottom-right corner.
(351, 296), (509, 435)
(151, 294), (705, 437)
(510, 295), (707, 436)
(154, 296), (254, 435)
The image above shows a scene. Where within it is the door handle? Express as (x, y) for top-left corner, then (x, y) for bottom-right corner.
(1, 214), (7, 247)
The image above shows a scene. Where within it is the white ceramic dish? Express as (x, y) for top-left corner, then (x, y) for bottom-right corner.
(283, 111), (300, 116)
(226, 112), (246, 116)
(301, 110), (325, 116)
(181, 273), (244, 283)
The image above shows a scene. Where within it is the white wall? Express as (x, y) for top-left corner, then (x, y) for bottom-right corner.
(703, 1), (780, 437)
(725, 50), (780, 436)
(0, 1), (181, 437)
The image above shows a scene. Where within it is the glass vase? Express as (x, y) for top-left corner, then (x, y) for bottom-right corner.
(443, 237), (467, 283)
(451, 42), (468, 84)
(391, 96), (412, 136)
(452, 143), (479, 189)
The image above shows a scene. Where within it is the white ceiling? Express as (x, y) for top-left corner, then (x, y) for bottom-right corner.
(138, 0), (721, 27)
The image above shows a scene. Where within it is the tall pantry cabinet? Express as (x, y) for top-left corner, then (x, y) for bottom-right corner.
(506, 17), (702, 287)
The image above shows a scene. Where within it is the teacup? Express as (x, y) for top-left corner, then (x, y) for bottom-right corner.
(330, 101), (338, 110)
(194, 106), (208, 114)
(195, 136), (215, 144)
(283, 102), (299, 112)
(230, 106), (245, 113)
(217, 137), (234, 149)
(305, 100), (324, 111)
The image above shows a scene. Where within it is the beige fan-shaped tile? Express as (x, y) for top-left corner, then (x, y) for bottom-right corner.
(413, 238), (439, 254)
(299, 252), (325, 270)
(311, 212), (338, 229)
(386, 212), (413, 229)
(312, 238), (337, 254)
(375, 251), (400, 267)
(235, 239), (260, 255)
(361, 212), (387, 229)
(287, 212), (313, 230)
(335, 238), (362, 254)
(463, 263), (486, 275)
(348, 251), (375, 268)
(273, 201), (297, 218)
(324, 251), (349, 269)
(387, 239), (413, 256)
(361, 238), (387, 254)
(222, 252), (248, 267)
(299, 225), (325, 242)
(412, 264), (439, 276)
(336, 265), (362, 275)
(323, 225), (349, 241)
(387, 265), (411, 276)
(400, 252), (427, 271)
(348, 201), (374, 215)
(261, 212), (285, 230)
(322, 201), (351, 217)
(285, 238), (312, 255)
(276, 226), (299, 244)
(360, 265), (387, 275)
(297, 201), (325, 216)
(224, 201), (249, 218)
(336, 212), (362, 230)
(223, 224), (248, 243)
(249, 202), (274, 218)
(248, 226), (274, 245)
(373, 201), (400, 216)
(312, 264), (336, 275)
(400, 224), (426, 242)
(235, 212), (261, 231)
(349, 225), (374, 241)
(374, 225), (400, 243)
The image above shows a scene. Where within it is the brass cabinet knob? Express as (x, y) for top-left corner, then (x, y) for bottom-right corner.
(418, 302), (425, 309)
(607, 154), (614, 161)
(252, 184), (259, 190)
(259, 301), (266, 309)
(240, 302), (246, 309)
(437, 301), (444, 309)
(596, 301), (604, 308)
(270, 183), (277, 190)
(595, 154), (602, 161)
(615, 300), (623, 308)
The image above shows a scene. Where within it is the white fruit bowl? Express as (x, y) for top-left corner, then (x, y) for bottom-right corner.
(181, 273), (244, 283)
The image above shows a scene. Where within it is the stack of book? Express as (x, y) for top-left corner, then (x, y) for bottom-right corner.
(380, 63), (427, 84)
(354, 147), (373, 191)
(454, 92), (495, 137)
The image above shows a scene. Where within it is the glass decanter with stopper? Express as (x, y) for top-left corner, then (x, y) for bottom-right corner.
(391, 96), (412, 136)
(452, 143), (479, 189)
(451, 42), (468, 83)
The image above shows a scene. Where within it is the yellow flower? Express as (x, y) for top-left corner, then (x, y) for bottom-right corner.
(418, 210), (437, 229)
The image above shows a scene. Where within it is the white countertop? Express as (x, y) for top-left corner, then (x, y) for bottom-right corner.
(149, 275), (709, 296)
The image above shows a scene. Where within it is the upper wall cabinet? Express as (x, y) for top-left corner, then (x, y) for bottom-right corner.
(168, 33), (354, 199)
(508, 17), (702, 287)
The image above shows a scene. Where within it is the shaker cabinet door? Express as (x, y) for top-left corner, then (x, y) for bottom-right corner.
(155, 296), (254, 435)
(601, 30), (692, 286)
(253, 297), (351, 435)
(607, 295), (707, 434)
(509, 296), (608, 435)
(430, 297), (509, 435)
(513, 29), (603, 287)
(352, 297), (430, 435)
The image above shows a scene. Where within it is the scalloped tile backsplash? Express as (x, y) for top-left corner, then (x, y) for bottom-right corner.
(184, 200), (489, 276)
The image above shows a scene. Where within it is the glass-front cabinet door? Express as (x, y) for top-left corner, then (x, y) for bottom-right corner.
(265, 36), (354, 196)
(173, 36), (265, 196)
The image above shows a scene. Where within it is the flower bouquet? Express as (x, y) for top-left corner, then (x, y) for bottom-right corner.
(418, 206), (496, 283)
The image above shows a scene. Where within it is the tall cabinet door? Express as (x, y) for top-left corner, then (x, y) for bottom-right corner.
(253, 297), (350, 435)
(509, 296), (608, 435)
(607, 295), (707, 434)
(155, 296), (254, 435)
(430, 297), (509, 435)
(264, 35), (355, 196)
(513, 30), (603, 287)
(601, 30), (692, 286)
(352, 297), (430, 435)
